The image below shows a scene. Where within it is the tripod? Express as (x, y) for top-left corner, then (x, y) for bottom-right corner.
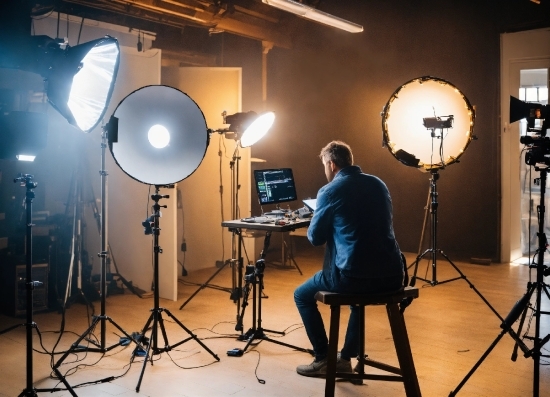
(134, 187), (220, 392)
(232, 231), (313, 355)
(450, 166), (550, 397)
(179, 142), (243, 321)
(51, 128), (144, 396)
(409, 170), (503, 320)
(409, 170), (463, 286)
(0, 175), (64, 396)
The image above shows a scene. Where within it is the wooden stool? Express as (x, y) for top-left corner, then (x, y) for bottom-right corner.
(315, 286), (421, 397)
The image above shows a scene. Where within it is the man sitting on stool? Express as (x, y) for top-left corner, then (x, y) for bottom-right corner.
(294, 140), (404, 376)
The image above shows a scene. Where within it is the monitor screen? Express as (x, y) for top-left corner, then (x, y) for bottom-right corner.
(253, 168), (297, 206)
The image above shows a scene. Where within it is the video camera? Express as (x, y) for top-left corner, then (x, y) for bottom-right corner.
(511, 96), (549, 166)
(520, 135), (550, 166)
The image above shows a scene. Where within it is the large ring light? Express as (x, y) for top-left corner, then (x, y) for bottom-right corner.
(108, 85), (209, 185)
(381, 76), (475, 171)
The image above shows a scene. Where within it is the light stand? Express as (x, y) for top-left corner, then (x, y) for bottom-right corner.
(232, 230), (312, 355)
(0, 175), (62, 396)
(450, 166), (550, 397)
(381, 76), (477, 288)
(18, 174), (39, 397)
(179, 141), (244, 317)
(409, 170), (502, 320)
(409, 170), (461, 286)
(50, 128), (144, 396)
(103, 84), (214, 391)
(179, 111), (275, 321)
(134, 187), (220, 392)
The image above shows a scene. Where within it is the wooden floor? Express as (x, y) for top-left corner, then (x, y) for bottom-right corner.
(0, 244), (549, 397)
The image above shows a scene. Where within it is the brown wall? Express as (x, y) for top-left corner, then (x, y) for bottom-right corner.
(221, 0), (549, 262)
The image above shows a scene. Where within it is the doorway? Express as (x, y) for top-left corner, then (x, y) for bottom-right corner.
(519, 69), (549, 259)
(501, 28), (550, 263)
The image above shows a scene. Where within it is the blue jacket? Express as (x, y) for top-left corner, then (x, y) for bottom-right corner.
(308, 165), (404, 284)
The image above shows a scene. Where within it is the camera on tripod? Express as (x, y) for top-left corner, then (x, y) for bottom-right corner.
(520, 135), (550, 166)
(244, 259), (266, 283)
(244, 264), (255, 283)
(512, 95), (549, 166)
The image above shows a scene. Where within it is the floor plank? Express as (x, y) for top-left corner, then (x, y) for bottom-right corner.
(0, 246), (549, 396)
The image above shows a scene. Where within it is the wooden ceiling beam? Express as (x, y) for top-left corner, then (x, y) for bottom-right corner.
(56, 0), (293, 48)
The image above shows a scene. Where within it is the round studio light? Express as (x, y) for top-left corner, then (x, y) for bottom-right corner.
(148, 124), (170, 148)
(381, 76), (475, 171)
(108, 85), (209, 185)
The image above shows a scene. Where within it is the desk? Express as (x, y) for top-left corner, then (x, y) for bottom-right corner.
(221, 217), (310, 233)
(221, 217), (313, 356)
(223, 217), (310, 273)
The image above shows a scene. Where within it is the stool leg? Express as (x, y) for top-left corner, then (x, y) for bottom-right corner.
(325, 304), (341, 397)
(356, 305), (365, 377)
(387, 303), (422, 397)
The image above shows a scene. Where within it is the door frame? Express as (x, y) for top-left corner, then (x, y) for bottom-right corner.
(500, 28), (550, 263)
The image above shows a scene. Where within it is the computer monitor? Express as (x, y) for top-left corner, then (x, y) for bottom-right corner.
(253, 168), (297, 206)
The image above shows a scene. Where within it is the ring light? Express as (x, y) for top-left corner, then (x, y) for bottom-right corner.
(381, 76), (475, 171)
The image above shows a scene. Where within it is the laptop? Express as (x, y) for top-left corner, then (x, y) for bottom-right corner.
(302, 198), (317, 212)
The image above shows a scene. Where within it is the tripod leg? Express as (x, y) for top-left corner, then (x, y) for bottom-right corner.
(416, 189), (431, 258)
(438, 251), (504, 322)
(240, 330), (260, 353)
(136, 313), (155, 392)
(163, 309), (220, 360)
(451, 284), (534, 395)
(157, 311), (170, 348)
(409, 249), (431, 286)
(53, 317), (100, 370)
(178, 261), (230, 310)
(51, 318), (102, 396)
(138, 312), (155, 343)
(236, 280), (252, 333)
(449, 330), (507, 396)
(511, 291), (531, 361)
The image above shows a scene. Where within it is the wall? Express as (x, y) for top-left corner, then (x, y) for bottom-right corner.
(161, 66), (256, 274)
(229, 1), (498, 262)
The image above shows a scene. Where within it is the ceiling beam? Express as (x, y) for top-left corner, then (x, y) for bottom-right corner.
(54, 0), (294, 48)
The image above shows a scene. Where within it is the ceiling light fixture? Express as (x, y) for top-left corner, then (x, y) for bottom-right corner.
(262, 0), (363, 33)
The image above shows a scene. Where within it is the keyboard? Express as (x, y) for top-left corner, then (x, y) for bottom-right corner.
(240, 217), (274, 223)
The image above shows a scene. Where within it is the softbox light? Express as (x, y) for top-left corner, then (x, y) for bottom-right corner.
(48, 36), (120, 132)
(0, 35), (120, 133)
(510, 95), (548, 132)
(381, 76), (475, 171)
(108, 85), (209, 185)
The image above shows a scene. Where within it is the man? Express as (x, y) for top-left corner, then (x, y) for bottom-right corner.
(294, 140), (404, 377)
